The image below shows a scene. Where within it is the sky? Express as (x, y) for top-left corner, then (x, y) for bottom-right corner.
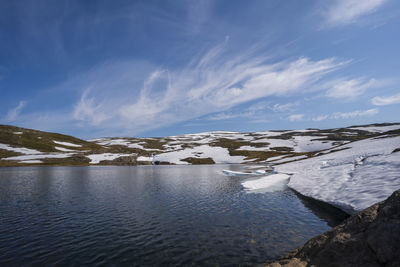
(0, 0), (399, 138)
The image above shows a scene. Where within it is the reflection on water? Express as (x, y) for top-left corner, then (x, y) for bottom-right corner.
(0, 165), (344, 266)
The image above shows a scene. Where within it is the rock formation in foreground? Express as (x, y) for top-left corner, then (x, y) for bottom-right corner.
(266, 189), (400, 267)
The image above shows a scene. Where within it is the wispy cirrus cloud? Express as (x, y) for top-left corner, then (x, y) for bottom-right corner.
(288, 114), (304, 122)
(270, 102), (299, 112)
(324, 0), (386, 27)
(69, 42), (348, 135)
(73, 88), (110, 125)
(332, 108), (379, 119)
(371, 93), (400, 106)
(306, 109), (379, 122)
(3, 101), (26, 123)
(16, 39), (358, 136)
(325, 78), (376, 99)
(312, 114), (328, 122)
(206, 112), (250, 121)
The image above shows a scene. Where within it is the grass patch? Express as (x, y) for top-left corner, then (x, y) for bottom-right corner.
(211, 138), (290, 161)
(0, 124), (102, 152)
(140, 139), (167, 150)
(0, 149), (21, 159)
(42, 155), (91, 166)
(270, 146), (293, 152)
(97, 155), (137, 165)
(181, 157), (215, 164)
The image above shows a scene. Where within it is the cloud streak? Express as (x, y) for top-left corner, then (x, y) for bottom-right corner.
(23, 42), (355, 136)
(324, 0), (386, 27)
(312, 115), (328, 122)
(372, 93), (400, 106)
(4, 101), (26, 123)
(288, 114), (304, 122)
(111, 46), (347, 133)
(332, 108), (379, 119)
(325, 78), (376, 99)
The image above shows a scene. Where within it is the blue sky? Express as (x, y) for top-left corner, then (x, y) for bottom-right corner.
(1, 0), (399, 138)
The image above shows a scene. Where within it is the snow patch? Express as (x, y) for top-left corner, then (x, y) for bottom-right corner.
(237, 145), (268, 151)
(156, 145), (246, 164)
(55, 146), (75, 152)
(53, 141), (82, 147)
(86, 153), (133, 164)
(241, 174), (290, 191)
(4, 153), (74, 161)
(19, 160), (42, 164)
(0, 143), (42, 155)
(276, 136), (400, 213)
(137, 156), (153, 162)
(349, 125), (400, 133)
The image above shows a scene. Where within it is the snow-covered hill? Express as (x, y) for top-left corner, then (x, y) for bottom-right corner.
(275, 134), (400, 213)
(1, 123), (399, 213)
(1, 123), (399, 167)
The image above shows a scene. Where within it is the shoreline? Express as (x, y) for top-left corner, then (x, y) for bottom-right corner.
(265, 189), (400, 266)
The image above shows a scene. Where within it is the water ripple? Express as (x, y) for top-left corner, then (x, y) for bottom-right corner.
(0, 165), (347, 266)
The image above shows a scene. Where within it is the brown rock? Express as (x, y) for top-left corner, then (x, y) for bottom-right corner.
(266, 189), (400, 267)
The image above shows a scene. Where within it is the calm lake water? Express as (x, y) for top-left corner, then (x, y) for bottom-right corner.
(0, 165), (347, 266)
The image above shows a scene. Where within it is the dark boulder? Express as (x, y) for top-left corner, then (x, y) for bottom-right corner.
(266, 189), (400, 267)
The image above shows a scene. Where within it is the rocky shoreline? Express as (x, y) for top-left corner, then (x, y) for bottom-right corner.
(266, 189), (400, 267)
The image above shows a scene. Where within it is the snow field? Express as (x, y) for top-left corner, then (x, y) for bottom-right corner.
(275, 136), (400, 213)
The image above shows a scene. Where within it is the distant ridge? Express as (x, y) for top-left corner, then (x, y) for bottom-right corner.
(0, 122), (399, 166)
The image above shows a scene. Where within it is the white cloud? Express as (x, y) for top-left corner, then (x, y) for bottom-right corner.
(270, 102), (299, 112)
(246, 101), (270, 112)
(34, 41), (354, 136)
(312, 115), (328, 122)
(325, 78), (376, 99)
(288, 114), (304, 122)
(206, 112), (243, 121)
(325, 0), (386, 27)
(371, 93), (400, 106)
(116, 54), (345, 132)
(4, 101), (26, 122)
(73, 88), (109, 125)
(332, 108), (379, 119)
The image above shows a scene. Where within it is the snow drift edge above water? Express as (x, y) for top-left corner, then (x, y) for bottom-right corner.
(241, 174), (290, 191)
(275, 136), (400, 213)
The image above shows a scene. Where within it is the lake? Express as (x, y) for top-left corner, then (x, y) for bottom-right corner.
(0, 165), (347, 266)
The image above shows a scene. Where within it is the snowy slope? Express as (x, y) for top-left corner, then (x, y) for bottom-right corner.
(274, 135), (400, 213)
(155, 145), (247, 164)
(1, 123), (399, 167)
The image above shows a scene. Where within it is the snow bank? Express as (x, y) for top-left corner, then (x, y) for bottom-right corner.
(0, 143), (42, 155)
(19, 160), (42, 164)
(292, 136), (339, 152)
(156, 145), (246, 164)
(252, 136), (340, 153)
(4, 153), (73, 161)
(127, 143), (145, 149)
(241, 174), (290, 191)
(86, 153), (133, 164)
(275, 136), (400, 213)
(137, 156), (153, 162)
(222, 169), (266, 176)
(237, 145), (269, 151)
(272, 155), (308, 164)
(53, 141), (82, 147)
(349, 125), (400, 133)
